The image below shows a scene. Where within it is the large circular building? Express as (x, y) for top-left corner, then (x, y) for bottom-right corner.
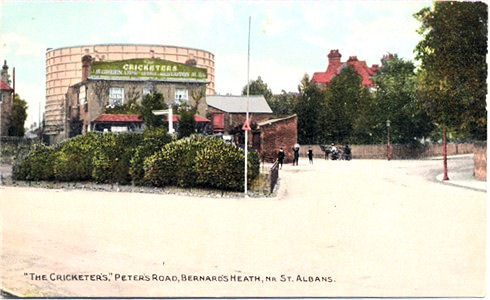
(45, 43), (215, 136)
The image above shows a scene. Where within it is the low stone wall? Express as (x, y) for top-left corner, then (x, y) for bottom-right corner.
(473, 142), (487, 181)
(299, 143), (475, 159)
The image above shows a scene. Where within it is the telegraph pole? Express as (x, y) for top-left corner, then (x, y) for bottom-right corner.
(244, 16), (251, 196)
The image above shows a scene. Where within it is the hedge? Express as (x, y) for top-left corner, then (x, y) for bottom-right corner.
(53, 132), (103, 181)
(144, 135), (215, 187)
(144, 136), (260, 191)
(13, 132), (260, 192)
(12, 144), (56, 181)
(92, 133), (143, 184)
(129, 127), (173, 185)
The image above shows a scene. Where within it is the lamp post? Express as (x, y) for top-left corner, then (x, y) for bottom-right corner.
(386, 119), (391, 161)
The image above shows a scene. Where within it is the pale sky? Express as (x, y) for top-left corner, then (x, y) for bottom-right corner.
(0, 0), (432, 127)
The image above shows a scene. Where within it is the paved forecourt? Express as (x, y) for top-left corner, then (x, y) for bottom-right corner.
(0, 156), (485, 297)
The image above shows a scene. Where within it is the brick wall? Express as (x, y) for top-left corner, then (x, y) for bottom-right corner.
(474, 142), (486, 181)
(299, 143), (475, 159)
(258, 115), (297, 163)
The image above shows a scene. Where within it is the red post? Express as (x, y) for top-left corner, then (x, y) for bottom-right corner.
(442, 125), (449, 180)
(386, 120), (391, 161)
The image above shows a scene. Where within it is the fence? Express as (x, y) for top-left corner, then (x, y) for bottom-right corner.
(299, 143), (476, 159)
(269, 159), (279, 194)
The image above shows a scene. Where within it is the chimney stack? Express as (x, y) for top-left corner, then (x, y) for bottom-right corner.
(327, 49), (342, 64)
(81, 55), (92, 81)
(347, 56), (358, 62)
(1, 60), (9, 84)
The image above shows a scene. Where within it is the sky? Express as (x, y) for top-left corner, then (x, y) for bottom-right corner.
(0, 0), (432, 128)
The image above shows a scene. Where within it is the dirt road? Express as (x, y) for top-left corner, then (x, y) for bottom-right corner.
(0, 156), (485, 297)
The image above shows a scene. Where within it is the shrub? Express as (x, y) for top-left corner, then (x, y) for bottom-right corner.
(92, 133), (143, 184)
(144, 135), (260, 191)
(129, 127), (173, 185)
(195, 140), (260, 191)
(12, 144), (56, 181)
(53, 132), (103, 181)
(144, 135), (213, 187)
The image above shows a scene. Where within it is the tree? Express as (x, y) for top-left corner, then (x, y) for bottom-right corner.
(414, 2), (487, 179)
(322, 66), (372, 144)
(241, 76), (273, 102)
(8, 93), (27, 137)
(268, 90), (298, 115)
(140, 92), (168, 128)
(190, 86), (206, 110)
(371, 55), (434, 144)
(177, 107), (196, 139)
(295, 74), (325, 144)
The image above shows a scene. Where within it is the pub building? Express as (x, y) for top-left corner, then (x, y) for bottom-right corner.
(64, 55), (208, 138)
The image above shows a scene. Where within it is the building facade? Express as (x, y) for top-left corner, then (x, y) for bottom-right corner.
(46, 43), (215, 137)
(205, 95), (274, 135)
(65, 56), (207, 139)
(311, 49), (383, 88)
(0, 61), (13, 136)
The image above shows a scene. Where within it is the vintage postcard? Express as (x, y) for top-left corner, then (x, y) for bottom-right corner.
(0, 0), (487, 298)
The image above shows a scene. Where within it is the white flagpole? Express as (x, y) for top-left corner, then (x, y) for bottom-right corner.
(245, 16), (251, 196)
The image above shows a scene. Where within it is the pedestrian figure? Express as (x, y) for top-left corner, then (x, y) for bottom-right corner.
(308, 147), (313, 164)
(277, 147), (285, 169)
(292, 143), (300, 166)
(324, 144), (330, 160)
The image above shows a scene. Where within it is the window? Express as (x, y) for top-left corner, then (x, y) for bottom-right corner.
(143, 86), (153, 96)
(175, 89), (188, 104)
(78, 85), (86, 105)
(108, 87), (124, 107)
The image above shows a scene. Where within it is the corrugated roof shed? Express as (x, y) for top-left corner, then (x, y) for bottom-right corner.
(206, 95), (273, 113)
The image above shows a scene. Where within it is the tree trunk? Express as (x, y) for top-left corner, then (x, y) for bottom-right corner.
(442, 125), (449, 181)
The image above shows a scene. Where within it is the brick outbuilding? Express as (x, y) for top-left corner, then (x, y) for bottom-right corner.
(255, 114), (297, 163)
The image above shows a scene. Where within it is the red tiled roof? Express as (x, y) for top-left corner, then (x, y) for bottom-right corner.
(94, 114), (143, 123)
(0, 81), (13, 91)
(311, 50), (379, 87)
(164, 114), (210, 123)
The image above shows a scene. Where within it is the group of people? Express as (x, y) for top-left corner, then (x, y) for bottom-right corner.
(277, 143), (352, 168)
(276, 144), (316, 168)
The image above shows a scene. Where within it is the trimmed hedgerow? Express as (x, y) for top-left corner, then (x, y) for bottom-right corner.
(195, 140), (260, 191)
(53, 132), (103, 181)
(129, 127), (173, 185)
(144, 135), (214, 188)
(144, 135), (260, 191)
(12, 144), (56, 181)
(92, 132), (143, 184)
(13, 132), (260, 192)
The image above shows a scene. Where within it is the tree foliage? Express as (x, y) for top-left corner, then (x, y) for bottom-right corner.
(414, 1), (487, 140)
(8, 93), (27, 137)
(371, 55), (434, 144)
(140, 92), (168, 128)
(177, 107), (196, 139)
(295, 74), (326, 144)
(269, 90), (298, 115)
(242, 76), (273, 102)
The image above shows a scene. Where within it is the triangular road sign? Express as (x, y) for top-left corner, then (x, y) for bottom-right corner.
(242, 119), (251, 131)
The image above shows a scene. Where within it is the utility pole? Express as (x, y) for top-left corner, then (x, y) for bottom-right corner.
(244, 16), (251, 196)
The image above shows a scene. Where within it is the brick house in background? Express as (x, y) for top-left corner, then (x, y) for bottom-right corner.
(0, 60), (13, 136)
(311, 49), (385, 89)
